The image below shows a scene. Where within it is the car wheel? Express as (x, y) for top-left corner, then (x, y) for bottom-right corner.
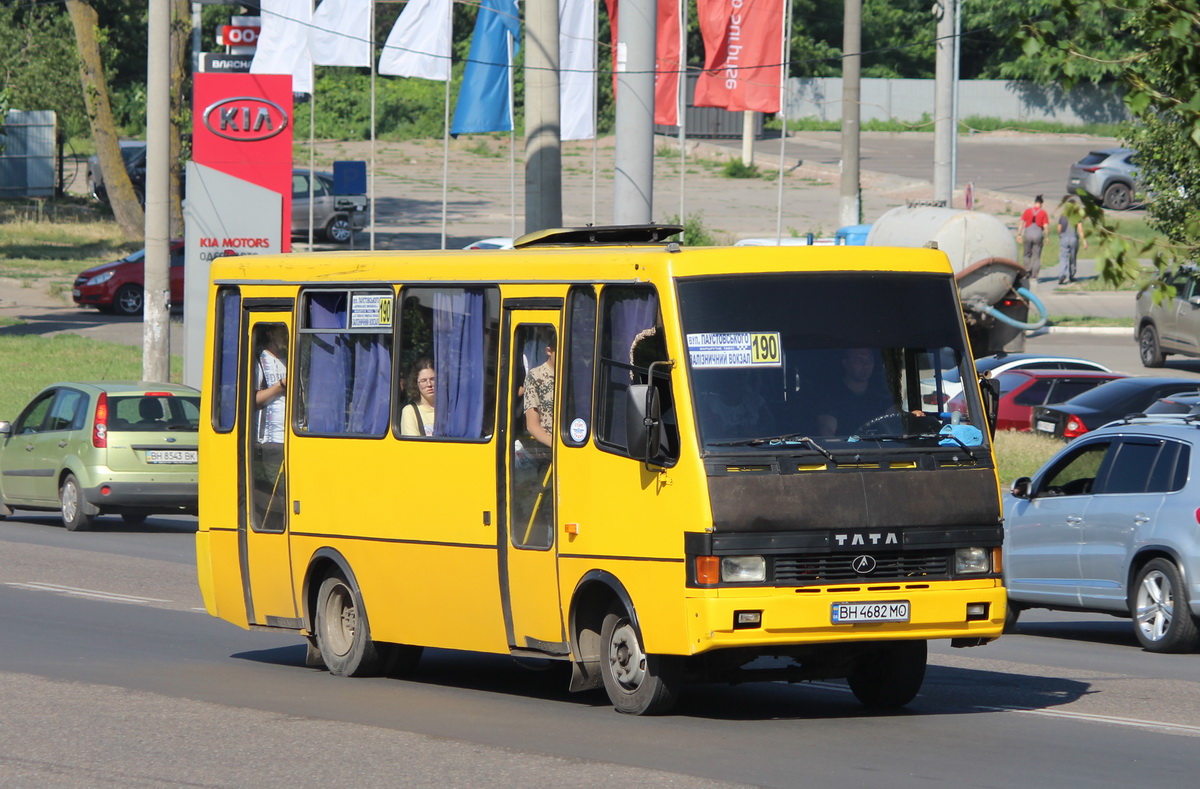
(314, 569), (396, 677)
(1131, 558), (1200, 653)
(1103, 182), (1133, 210)
(1139, 324), (1165, 367)
(599, 607), (681, 715)
(114, 284), (143, 317)
(60, 473), (95, 532)
(847, 640), (927, 708)
(88, 178), (106, 203)
(1004, 600), (1021, 633)
(323, 215), (353, 244)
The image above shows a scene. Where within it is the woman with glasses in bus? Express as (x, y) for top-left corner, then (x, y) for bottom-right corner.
(400, 359), (436, 437)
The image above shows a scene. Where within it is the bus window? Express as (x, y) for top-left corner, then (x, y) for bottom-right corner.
(213, 287), (240, 432)
(595, 286), (677, 461)
(511, 324), (556, 548)
(294, 289), (394, 437)
(397, 287), (500, 440)
(251, 322), (288, 532)
(560, 286), (596, 446)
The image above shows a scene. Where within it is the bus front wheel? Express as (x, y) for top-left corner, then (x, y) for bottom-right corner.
(599, 609), (680, 715)
(314, 570), (395, 677)
(847, 640), (927, 709)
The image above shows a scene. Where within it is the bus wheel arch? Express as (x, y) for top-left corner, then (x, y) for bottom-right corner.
(568, 571), (637, 692)
(305, 551), (396, 677)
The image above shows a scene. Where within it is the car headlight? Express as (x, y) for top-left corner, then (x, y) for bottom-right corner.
(85, 271), (114, 286)
(721, 555), (766, 583)
(954, 547), (990, 575)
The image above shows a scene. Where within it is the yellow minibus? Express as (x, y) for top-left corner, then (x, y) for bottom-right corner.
(197, 225), (1006, 715)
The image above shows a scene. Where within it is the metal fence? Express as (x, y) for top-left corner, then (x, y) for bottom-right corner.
(784, 78), (1127, 126)
(0, 110), (57, 199)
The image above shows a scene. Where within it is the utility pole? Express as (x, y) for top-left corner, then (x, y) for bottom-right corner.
(524, 0), (563, 233)
(144, 0), (171, 382)
(933, 0), (954, 206)
(613, 0), (656, 224)
(839, 0), (862, 228)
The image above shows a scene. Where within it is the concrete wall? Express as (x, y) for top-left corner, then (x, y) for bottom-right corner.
(785, 78), (1127, 126)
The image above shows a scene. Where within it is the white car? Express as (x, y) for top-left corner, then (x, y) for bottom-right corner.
(927, 353), (1113, 407)
(463, 237), (514, 250)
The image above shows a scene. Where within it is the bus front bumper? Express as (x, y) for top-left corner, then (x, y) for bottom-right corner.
(683, 580), (1006, 654)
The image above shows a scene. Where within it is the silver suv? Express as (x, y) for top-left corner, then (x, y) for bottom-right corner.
(1135, 267), (1200, 366)
(1004, 417), (1200, 652)
(1066, 147), (1142, 210)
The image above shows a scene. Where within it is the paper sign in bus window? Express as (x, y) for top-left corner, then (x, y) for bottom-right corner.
(350, 293), (393, 328)
(687, 332), (782, 368)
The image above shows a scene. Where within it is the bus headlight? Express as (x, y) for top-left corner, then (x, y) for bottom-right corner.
(954, 547), (990, 574)
(721, 555), (766, 583)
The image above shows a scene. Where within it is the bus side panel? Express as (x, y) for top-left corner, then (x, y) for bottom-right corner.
(197, 410), (248, 627)
(287, 437), (509, 654)
(556, 447), (711, 656)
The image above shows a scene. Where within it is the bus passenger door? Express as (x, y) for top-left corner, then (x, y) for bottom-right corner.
(500, 310), (566, 654)
(240, 311), (298, 626)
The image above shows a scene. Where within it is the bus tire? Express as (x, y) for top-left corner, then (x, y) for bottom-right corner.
(599, 608), (680, 715)
(314, 570), (394, 677)
(847, 640), (927, 709)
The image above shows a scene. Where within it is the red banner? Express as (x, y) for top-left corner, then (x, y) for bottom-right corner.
(193, 73), (293, 251)
(694, 0), (784, 113)
(604, 0), (682, 126)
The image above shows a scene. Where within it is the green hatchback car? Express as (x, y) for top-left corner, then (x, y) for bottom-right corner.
(0, 382), (199, 530)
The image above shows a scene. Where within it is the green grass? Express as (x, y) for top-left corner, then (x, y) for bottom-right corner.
(0, 219), (135, 281)
(1048, 314), (1133, 328)
(0, 334), (183, 420)
(993, 429), (1063, 485)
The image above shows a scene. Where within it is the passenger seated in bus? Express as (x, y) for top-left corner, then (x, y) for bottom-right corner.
(400, 358), (436, 437)
(815, 348), (894, 435)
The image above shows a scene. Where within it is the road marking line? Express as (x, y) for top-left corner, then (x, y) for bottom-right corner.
(801, 682), (1200, 737)
(5, 581), (171, 605)
(981, 705), (1200, 737)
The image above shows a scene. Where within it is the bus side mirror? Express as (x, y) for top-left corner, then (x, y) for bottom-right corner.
(1010, 476), (1032, 499)
(625, 384), (662, 463)
(979, 374), (1000, 437)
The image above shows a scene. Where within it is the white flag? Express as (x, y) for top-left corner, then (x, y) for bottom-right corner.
(310, 0), (372, 67)
(559, 0), (595, 140)
(379, 0), (452, 80)
(252, 0), (314, 93)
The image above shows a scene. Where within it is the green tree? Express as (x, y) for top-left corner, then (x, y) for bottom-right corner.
(0, 3), (90, 141)
(1018, 0), (1200, 289)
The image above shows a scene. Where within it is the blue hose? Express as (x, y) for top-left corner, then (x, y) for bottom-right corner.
(977, 286), (1048, 330)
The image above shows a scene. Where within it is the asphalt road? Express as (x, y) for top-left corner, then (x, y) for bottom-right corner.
(2, 514), (1200, 787)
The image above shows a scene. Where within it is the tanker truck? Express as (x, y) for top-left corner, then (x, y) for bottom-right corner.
(865, 206), (1047, 356)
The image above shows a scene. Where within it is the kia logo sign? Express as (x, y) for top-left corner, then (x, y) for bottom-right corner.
(202, 96), (289, 142)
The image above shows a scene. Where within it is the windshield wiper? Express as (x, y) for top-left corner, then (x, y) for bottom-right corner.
(711, 433), (838, 463)
(868, 431), (979, 461)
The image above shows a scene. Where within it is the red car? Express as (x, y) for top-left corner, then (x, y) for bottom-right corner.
(72, 241), (185, 316)
(948, 369), (1127, 431)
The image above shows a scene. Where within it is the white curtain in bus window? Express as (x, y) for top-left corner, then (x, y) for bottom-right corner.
(297, 289), (393, 436)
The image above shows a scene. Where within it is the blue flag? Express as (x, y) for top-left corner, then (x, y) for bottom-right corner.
(451, 0), (520, 135)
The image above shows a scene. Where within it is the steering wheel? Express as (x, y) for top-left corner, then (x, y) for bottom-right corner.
(855, 412), (908, 435)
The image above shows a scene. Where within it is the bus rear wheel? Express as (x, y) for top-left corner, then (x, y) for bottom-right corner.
(599, 609), (680, 715)
(314, 570), (395, 677)
(847, 640), (927, 709)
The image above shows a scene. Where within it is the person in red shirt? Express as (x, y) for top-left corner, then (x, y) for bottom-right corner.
(1016, 194), (1049, 284)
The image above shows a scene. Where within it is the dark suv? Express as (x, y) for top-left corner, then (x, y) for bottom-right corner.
(87, 141), (147, 206)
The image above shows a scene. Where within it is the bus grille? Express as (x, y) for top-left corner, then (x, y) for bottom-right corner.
(773, 552), (950, 584)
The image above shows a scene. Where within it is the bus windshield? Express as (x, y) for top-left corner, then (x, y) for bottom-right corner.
(677, 272), (984, 452)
